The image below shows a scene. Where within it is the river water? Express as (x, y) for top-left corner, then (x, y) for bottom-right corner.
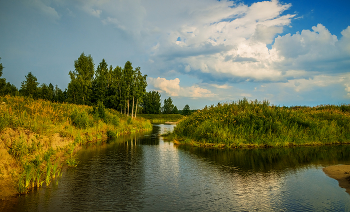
(1, 124), (350, 211)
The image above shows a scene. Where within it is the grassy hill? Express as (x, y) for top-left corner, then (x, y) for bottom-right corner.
(173, 99), (350, 148)
(0, 95), (152, 198)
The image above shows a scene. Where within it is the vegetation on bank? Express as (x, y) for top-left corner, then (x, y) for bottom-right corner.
(0, 95), (152, 197)
(138, 114), (184, 123)
(172, 98), (350, 148)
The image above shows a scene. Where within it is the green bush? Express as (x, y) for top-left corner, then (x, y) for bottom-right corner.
(71, 109), (91, 129)
(107, 130), (117, 139)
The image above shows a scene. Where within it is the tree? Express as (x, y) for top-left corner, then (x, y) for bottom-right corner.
(105, 65), (122, 111)
(0, 58), (18, 96)
(92, 59), (108, 105)
(20, 72), (39, 98)
(142, 91), (161, 114)
(38, 83), (54, 101)
(162, 97), (174, 114)
(53, 85), (66, 102)
(132, 67), (147, 118)
(182, 104), (191, 116)
(173, 106), (179, 114)
(123, 61), (134, 115)
(67, 53), (95, 105)
(0, 57), (3, 78)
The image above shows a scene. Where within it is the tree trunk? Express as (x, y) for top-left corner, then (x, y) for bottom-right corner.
(135, 98), (138, 118)
(131, 96), (134, 118)
(127, 99), (130, 116)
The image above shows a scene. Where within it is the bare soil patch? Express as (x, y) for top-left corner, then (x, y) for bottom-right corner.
(323, 165), (350, 195)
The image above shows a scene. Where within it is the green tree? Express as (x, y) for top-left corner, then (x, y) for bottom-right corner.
(182, 104), (191, 116)
(142, 91), (161, 114)
(162, 97), (174, 114)
(0, 57), (3, 78)
(53, 85), (65, 102)
(123, 61), (134, 115)
(67, 53), (95, 105)
(92, 59), (108, 105)
(20, 72), (39, 98)
(132, 67), (147, 118)
(105, 66), (123, 111)
(0, 58), (18, 96)
(173, 106), (179, 114)
(38, 83), (54, 101)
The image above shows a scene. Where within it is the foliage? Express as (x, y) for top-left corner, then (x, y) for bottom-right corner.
(70, 109), (92, 129)
(182, 104), (191, 116)
(0, 57), (3, 77)
(142, 91), (161, 114)
(162, 97), (175, 114)
(173, 98), (350, 148)
(66, 157), (79, 167)
(107, 130), (117, 139)
(67, 53), (95, 105)
(173, 106), (179, 114)
(19, 72), (39, 98)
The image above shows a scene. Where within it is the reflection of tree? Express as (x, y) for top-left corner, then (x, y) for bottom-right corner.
(62, 139), (146, 211)
(177, 145), (350, 174)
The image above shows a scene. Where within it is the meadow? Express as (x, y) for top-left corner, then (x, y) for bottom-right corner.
(137, 114), (184, 123)
(172, 98), (350, 148)
(0, 95), (152, 197)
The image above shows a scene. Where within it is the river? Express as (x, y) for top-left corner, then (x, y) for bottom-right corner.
(1, 124), (350, 211)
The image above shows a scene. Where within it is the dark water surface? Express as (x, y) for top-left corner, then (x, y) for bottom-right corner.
(1, 124), (350, 211)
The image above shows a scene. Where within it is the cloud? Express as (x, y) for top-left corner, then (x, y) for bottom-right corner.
(210, 84), (232, 89)
(148, 77), (180, 96)
(28, 0), (60, 20)
(273, 24), (350, 74)
(252, 24), (283, 44)
(23, 0), (350, 106)
(148, 77), (214, 98)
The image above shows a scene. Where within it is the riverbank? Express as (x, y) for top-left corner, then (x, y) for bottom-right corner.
(0, 96), (152, 199)
(138, 114), (183, 124)
(323, 165), (350, 195)
(172, 99), (350, 148)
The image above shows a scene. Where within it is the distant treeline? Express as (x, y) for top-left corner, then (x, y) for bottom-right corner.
(0, 55), (192, 116)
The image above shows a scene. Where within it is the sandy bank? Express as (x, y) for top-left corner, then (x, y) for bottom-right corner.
(323, 165), (350, 195)
(164, 122), (178, 125)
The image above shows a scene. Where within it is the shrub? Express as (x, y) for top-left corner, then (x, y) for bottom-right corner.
(70, 109), (91, 129)
(107, 130), (117, 139)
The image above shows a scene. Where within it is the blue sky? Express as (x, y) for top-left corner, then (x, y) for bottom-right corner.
(0, 0), (350, 109)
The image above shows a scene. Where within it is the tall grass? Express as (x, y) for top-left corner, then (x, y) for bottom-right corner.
(0, 95), (152, 194)
(173, 99), (350, 148)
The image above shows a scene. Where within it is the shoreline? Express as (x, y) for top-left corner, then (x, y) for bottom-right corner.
(172, 138), (350, 149)
(323, 165), (350, 195)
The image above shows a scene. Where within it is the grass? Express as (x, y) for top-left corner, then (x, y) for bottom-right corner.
(172, 98), (350, 148)
(138, 114), (184, 123)
(0, 95), (152, 196)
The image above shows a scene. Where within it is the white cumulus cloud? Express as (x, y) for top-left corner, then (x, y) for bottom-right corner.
(148, 77), (214, 98)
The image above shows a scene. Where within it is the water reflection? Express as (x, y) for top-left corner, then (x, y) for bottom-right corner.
(177, 144), (350, 174)
(1, 124), (350, 211)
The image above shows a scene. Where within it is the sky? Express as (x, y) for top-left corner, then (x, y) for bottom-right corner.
(0, 0), (350, 109)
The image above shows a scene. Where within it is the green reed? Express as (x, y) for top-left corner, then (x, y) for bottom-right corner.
(173, 99), (350, 148)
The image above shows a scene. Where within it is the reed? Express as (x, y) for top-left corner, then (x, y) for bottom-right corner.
(173, 99), (350, 148)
